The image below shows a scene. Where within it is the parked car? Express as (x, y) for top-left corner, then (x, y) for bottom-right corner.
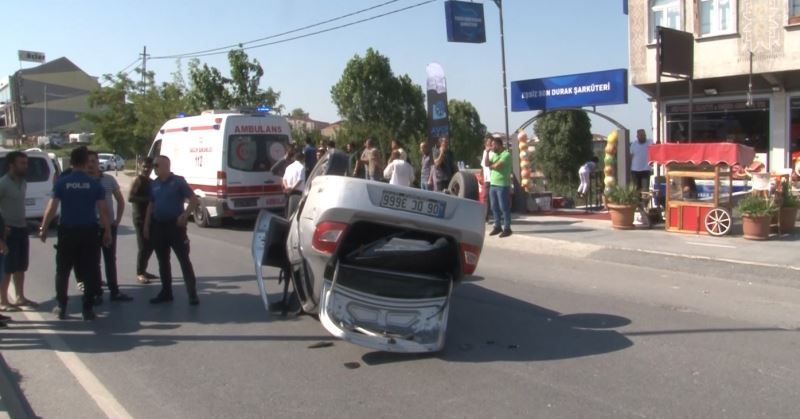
(0, 150), (61, 221)
(98, 153), (125, 171)
(253, 150), (485, 353)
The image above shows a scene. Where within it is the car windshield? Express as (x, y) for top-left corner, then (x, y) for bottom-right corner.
(0, 156), (51, 182)
(99, 154), (114, 160)
(228, 134), (288, 172)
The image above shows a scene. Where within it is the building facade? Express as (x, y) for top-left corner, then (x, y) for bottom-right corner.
(629, 0), (800, 170)
(0, 57), (99, 145)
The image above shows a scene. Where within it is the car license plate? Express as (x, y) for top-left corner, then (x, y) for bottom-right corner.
(234, 198), (258, 208)
(25, 198), (35, 207)
(379, 191), (445, 218)
(264, 195), (285, 207)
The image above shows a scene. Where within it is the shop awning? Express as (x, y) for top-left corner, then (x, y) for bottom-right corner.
(648, 143), (755, 166)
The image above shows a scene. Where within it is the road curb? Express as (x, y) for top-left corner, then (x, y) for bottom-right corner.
(487, 229), (800, 273)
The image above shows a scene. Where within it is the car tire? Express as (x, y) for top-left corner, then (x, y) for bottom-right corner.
(448, 171), (480, 201)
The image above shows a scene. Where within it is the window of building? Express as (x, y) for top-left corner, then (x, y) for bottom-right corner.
(791, 0), (800, 24)
(698, 0), (737, 37)
(665, 100), (770, 155)
(650, 0), (682, 43)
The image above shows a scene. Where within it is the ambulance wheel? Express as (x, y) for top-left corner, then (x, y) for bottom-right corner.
(448, 171), (479, 201)
(193, 207), (219, 228)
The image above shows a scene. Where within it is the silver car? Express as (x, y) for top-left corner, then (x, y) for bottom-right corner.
(253, 150), (485, 353)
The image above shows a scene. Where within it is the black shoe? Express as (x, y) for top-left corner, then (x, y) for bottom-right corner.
(110, 292), (133, 302)
(143, 272), (159, 280)
(53, 306), (67, 320)
(149, 294), (174, 304)
(489, 227), (502, 236)
(93, 295), (103, 306)
(0, 321), (6, 328)
(188, 296), (200, 306)
(0, 313), (10, 321)
(82, 310), (96, 321)
(499, 229), (513, 238)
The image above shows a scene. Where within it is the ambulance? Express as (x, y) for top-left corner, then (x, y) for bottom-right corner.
(148, 109), (292, 227)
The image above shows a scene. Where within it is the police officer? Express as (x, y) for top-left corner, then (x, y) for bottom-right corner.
(144, 156), (200, 305)
(39, 146), (112, 320)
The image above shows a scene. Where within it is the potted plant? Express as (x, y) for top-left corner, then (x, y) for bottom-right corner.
(605, 184), (639, 230)
(779, 179), (798, 234)
(736, 195), (776, 240)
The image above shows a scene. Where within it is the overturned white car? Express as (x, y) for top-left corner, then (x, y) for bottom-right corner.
(252, 150), (485, 353)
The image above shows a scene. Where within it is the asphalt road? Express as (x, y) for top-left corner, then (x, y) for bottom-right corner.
(2, 208), (800, 418)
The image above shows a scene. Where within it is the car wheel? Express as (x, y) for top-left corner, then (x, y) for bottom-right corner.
(448, 171), (480, 201)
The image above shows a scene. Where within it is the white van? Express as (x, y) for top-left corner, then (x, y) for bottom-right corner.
(148, 109), (292, 227)
(0, 150), (61, 221)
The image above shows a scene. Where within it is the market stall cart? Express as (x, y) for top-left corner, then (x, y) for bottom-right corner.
(648, 143), (755, 236)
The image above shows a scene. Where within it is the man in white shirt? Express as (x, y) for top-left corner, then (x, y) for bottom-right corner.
(383, 150), (415, 187)
(283, 152), (306, 194)
(480, 136), (493, 221)
(630, 129), (652, 192)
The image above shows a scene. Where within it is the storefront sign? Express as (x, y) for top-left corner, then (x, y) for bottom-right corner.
(510, 69), (628, 111)
(666, 100), (769, 114)
(445, 1), (486, 44)
(18, 50), (45, 63)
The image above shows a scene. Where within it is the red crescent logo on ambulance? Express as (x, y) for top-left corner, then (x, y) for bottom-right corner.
(236, 143), (246, 161)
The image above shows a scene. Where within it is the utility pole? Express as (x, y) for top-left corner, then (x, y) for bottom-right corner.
(493, 0), (511, 148)
(140, 46), (150, 94)
(43, 85), (47, 138)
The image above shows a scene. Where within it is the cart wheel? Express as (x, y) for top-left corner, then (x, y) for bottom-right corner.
(705, 207), (732, 236)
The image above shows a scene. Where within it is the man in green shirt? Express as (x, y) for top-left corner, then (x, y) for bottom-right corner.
(0, 151), (35, 310)
(483, 137), (513, 237)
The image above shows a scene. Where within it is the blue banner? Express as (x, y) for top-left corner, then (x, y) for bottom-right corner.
(510, 69), (628, 112)
(445, 1), (486, 44)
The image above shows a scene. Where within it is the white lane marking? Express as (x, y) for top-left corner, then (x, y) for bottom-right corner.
(22, 310), (134, 419)
(685, 241), (737, 249)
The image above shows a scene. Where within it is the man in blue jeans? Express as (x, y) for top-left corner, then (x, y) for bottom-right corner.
(483, 137), (513, 237)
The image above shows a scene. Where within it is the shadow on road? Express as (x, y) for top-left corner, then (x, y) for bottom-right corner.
(362, 283), (634, 365)
(0, 274), (332, 354)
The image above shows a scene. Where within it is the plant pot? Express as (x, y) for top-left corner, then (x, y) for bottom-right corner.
(779, 207), (798, 234)
(742, 214), (771, 240)
(608, 203), (635, 230)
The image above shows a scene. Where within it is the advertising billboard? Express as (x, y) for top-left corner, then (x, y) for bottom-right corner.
(510, 69), (628, 112)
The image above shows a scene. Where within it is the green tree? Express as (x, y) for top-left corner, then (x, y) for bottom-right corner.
(227, 49), (281, 110)
(290, 108), (309, 119)
(330, 48), (426, 149)
(186, 59), (230, 112)
(447, 99), (487, 168)
(131, 71), (187, 155)
(83, 73), (139, 156)
(533, 110), (594, 187)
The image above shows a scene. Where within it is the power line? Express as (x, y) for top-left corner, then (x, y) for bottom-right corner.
(117, 58), (141, 74)
(151, 0), (435, 60)
(152, 0), (402, 60)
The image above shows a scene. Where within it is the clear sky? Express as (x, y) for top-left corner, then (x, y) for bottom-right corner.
(2, 0), (651, 138)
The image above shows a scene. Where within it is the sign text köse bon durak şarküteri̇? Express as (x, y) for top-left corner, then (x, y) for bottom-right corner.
(510, 69), (628, 112)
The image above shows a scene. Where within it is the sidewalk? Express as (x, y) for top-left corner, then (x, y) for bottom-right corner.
(496, 209), (800, 272)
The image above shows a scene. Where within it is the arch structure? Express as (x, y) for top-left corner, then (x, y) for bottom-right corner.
(514, 107), (631, 188)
